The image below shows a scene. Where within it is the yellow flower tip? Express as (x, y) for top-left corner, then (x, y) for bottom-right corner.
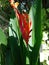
(15, 2), (19, 8)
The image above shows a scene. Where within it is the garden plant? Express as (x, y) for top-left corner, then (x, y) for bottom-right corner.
(0, 0), (42, 65)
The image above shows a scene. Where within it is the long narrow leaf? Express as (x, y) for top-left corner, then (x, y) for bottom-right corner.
(29, 0), (42, 65)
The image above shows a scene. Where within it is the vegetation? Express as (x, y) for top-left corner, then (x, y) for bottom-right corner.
(0, 0), (49, 65)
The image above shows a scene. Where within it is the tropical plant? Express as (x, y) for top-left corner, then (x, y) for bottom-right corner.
(0, 0), (42, 65)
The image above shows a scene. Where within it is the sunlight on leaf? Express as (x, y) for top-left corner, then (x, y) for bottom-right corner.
(9, 17), (21, 39)
(29, 5), (35, 47)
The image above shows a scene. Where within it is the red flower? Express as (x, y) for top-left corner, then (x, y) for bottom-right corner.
(9, 1), (32, 45)
(15, 9), (32, 45)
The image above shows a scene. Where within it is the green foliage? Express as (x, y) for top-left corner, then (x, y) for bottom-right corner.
(0, 0), (12, 20)
(9, 17), (21, 40)
(41, 8), (49, 31)
(0, 28), (7, 46)
(29, 5), (35, 47)
(41, 8), (47, 22)
(47, 8), (49, 13)
(1, 0), (42, 65)
(29, 0), (42, 65)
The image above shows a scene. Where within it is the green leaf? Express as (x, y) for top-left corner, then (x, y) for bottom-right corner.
(29, 4), (36, 47)
(29, 0), (42, 65)
(41, 8), (47, 22)
(1, 44), (14, 65)
(8, 36), (22, 65)
(9, 17), (21, 40)
(47, 8), (49, 12)
(5, 46), (14, 65)
(0, 28), (7, 46)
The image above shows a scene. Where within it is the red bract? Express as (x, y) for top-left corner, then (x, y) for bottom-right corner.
(9, 1), (32, 45)
(15, 9), (32, 45)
